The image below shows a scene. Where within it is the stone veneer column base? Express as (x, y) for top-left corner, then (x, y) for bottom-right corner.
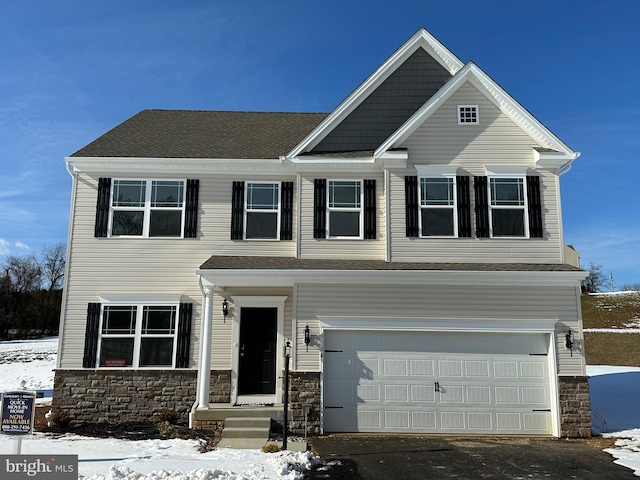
(52, 370), (231, 425)
(558, 375), (591, 438)
(288, 371), (321, 436)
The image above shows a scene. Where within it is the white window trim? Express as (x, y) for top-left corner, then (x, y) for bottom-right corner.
(96, 301), (180, 369)
(326, 179), (364, 240)
(416, 167), (458, 238)
(457, 104), (479, 125)
(108, 178), (186, 238)
(487, 175), (530, 239)
(243, 181), (281, 241)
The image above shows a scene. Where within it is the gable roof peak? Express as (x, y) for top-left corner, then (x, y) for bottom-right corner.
(287, 28), (464, 158)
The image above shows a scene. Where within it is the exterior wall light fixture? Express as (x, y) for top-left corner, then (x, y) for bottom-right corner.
(222, 298), (229, 321)
(304, 325), (310, 350)
(565, 329), (574, 356)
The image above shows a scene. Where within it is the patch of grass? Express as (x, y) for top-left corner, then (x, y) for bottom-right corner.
(581, 292), (640, 329)
(584, 332), (640, 367)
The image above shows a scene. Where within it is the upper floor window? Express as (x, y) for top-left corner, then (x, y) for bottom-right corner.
(110, 179), (185, 237)
(98, 304), (178, 368)
(419, 176), (457, 237)
(458, 105), (479, 125)
(489, 177), (527, 237)
(244, 182), (280, 239)
(327, 180), (362, 238)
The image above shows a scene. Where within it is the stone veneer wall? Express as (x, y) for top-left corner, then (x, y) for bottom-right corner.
(288, 372), (321, 436)
(53, 370), (231, 425)
(558, 376), (591, 438)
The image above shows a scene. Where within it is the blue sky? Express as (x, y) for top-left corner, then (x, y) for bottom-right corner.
(1, 0), (638, 289)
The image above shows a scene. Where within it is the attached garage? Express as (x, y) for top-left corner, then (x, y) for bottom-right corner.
(322, 328), (558, 436)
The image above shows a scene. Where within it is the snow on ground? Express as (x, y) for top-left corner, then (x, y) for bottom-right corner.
(3, 338), (640, 478)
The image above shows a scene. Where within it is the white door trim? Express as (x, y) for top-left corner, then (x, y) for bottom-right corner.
(230, 296), (287, 405)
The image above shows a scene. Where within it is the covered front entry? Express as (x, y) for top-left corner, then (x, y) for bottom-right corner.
(230, 295), (287, 405)
(238, 307), (277, 397)
(323, 330), (556, 435)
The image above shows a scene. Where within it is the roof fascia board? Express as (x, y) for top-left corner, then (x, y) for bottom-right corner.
(375, 63), (579, 161)
(66, 156), (291, 175)
(286, 29), (464, 158)
(67, 156), (393, 175)
(196, 268), (587, 288)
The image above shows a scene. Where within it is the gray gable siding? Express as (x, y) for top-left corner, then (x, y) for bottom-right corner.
(311, 48), (452, 153)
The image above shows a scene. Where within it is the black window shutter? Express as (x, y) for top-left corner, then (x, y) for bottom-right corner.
(83, 302), (101, 368)
(527, 176), (543, 238)
(230, 181), (245, 240)
(313, 179), (326, 239)
(184, 179), (199, 238)
(176, 303), (193, 368)
(405, 176), (419, 237)
(94, 178), (111, 237)
(456, 176), (472, 237)
(474, 176), (490, 238)
(364, 179), (376, 239)
(280, 181), (294, 240)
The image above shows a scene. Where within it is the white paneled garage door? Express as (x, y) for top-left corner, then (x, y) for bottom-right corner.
(323, 330), (554, 435)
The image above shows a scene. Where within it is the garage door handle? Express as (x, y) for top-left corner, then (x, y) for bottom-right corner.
(532, 409), (551, 412)
(324, 349), (343, 353)
(325, 406), (343, 409)
(434, 381), (440, 392)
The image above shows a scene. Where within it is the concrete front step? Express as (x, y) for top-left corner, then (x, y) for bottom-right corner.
(224, 416), (271, 429)
(221, 416), (272, 442)
(193, 404), (284, 422)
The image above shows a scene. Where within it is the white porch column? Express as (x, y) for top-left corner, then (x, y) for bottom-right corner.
(197, 285), (213, 410)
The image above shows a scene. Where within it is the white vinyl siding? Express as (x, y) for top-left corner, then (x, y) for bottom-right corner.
(58, 174), (297, 368)
(299, 174), (386, 259)
(390, 81), (563, 262)
(294, 283), (583, 376)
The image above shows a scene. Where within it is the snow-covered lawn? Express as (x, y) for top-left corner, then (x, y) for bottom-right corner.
(2, 337), (640, 478)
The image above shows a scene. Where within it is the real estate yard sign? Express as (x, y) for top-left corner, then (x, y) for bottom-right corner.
(1, 391), (36, 436)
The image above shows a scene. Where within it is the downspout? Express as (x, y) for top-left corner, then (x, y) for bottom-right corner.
(56, 160), (79, 369)
(190, 275), (214, 428)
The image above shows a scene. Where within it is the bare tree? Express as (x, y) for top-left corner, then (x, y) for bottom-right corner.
(620, 282), (640, 292)
(3, 254), (42, 293)
(41, 242), (66, 290)
(584, 261), (606, 293)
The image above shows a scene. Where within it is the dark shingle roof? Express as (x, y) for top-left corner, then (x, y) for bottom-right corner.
(200, 256), (584, 273)
(71, 110), (328, 159)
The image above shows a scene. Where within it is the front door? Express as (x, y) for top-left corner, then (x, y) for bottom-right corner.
(238, 307), (277, 396)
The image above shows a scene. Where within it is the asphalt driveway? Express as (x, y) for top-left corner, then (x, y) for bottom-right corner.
(303, 435), (635, 480)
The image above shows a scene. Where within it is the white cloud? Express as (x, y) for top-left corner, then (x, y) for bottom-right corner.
(14, 241), (30, 250)
(0, 238), (10, 255)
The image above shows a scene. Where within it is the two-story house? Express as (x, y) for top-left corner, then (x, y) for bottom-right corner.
(54, 28), (589, 438)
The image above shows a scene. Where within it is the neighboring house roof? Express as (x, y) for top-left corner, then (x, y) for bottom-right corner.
(71, 110), (328, 159)
(200, 255), (583, 272)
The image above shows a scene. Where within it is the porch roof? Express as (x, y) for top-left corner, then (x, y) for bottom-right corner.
(199, 255), (583, 273)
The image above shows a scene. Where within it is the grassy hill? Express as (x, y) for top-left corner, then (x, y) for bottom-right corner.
(582, 291), (640, 366)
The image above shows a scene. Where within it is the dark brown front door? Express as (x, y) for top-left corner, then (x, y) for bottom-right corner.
(238, 307), (277, 395)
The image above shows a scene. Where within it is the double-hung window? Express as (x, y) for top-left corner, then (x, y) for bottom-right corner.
(327, 180), (362, 238)
(419, 177), (457, 237)
(245, 182), (280, 239)
(488, 176), (528, 237)
(110, 179), (185, 237)
(98, 304), (178, 368)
